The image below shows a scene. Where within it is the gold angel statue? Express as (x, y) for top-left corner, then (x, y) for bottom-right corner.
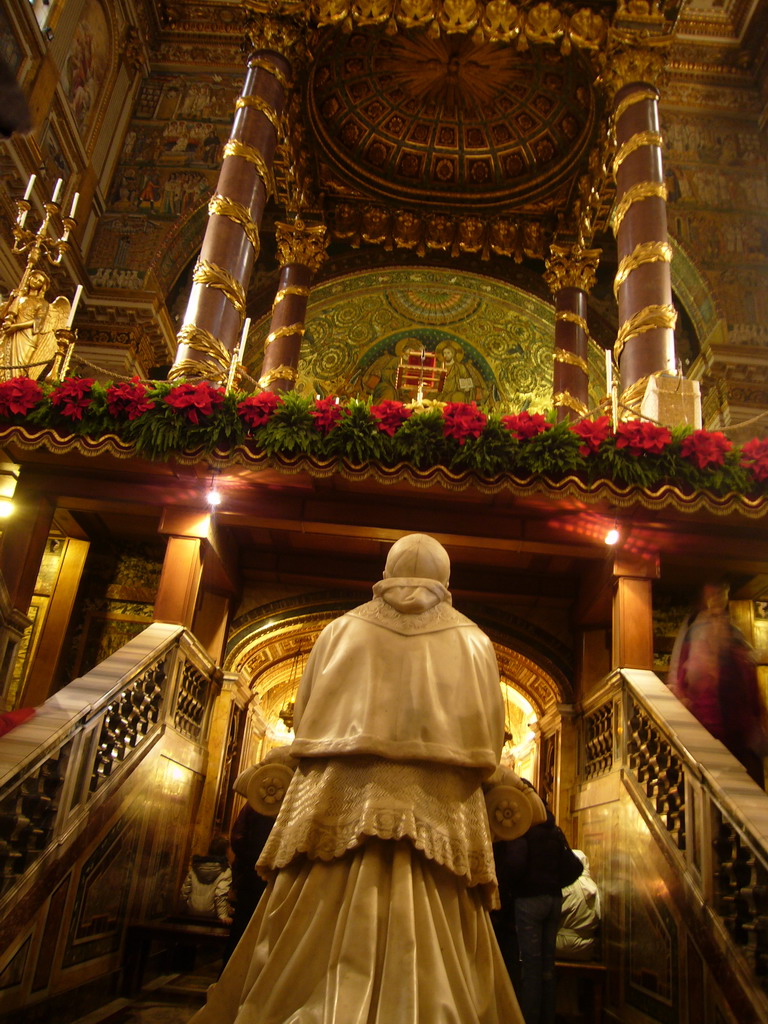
(0, 270), (70, 381)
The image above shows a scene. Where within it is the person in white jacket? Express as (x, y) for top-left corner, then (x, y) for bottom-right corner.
(556, 850), (601, 961)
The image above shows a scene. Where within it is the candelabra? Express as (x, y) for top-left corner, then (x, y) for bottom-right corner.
(10, 174), (80, 292)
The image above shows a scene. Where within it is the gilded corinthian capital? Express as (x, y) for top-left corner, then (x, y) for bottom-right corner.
(275, 220), (329, 272)
(243, 9), (307, 63)
(544, 244), (601, 294)
(597, 29), (669, 100)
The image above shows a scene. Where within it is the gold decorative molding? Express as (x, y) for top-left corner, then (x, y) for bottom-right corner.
(223, 139), (276, 198)
(544, 244), (601, 293)
(273, 285), (311, 310)
(248, 55), (291, 91)
(613, 130), (663, 177)
(553, 391), (589, 416)
(615, 303), (677, 361)
(192, 259), (246, 316)
(208, 193), (262, 254)
(243, 12), (305, 64)
(613, 86), (658, 127)
(612, 181), (667, 235)
(598, 31), (669, 100)
(554, 348), (589, 376)
(614, 241), (672, 297)
(236, 95), (282, 135)
(265, 322), (306, 348)
(259, 365), (298, 388)
(174, 322), (231, 372)
(620, 373), (652, 410)
(275, 220), (329, 273)
(556, 310), (589, 335)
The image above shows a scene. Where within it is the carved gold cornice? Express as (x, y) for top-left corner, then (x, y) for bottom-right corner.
(554, 348), (589, 376)
(614, 241), (672, 298)
(265, 323), (306, 348)
(273, 285), (311, 311)
(556, 311), (590, 339)
(553, 391), (589, 416)
(615, 303), (677, 361)
(223, 139), (276, 198)
(275, 220), (329, 273)
(236, 95), (282, 135)
(192, 258), (246, 317)
(208, 193), (261, 254)
(613, 130), (663, 176)
(612, 181), (667, 235)
(259, 365), (299, 388)
(544, 244), (601, 294)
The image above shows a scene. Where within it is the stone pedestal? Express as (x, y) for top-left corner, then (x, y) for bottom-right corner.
(640, 372), (702, 429)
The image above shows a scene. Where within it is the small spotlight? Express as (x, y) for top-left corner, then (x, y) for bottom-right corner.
(0, 499), (13, 518)
(604, 527), (620, 546)
(207, 486), (222, 507)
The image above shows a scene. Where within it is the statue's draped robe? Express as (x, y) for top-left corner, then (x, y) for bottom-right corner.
(189, 578), (524, 1024)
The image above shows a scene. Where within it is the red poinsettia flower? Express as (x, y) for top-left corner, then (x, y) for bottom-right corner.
(165, 382), (225, 424)
(740, 438), (768, 483)
(311, 396), (343, 434)
(370, 400), (412, 437)
(679, 429), (732, 470)
(442, 402), (487, 445)
(501, 411), (552, 441)
(0, 376), (44, 418)
(238, 391), (283, 429)
(569, 416), (612, 457)
(615, 419), (672, 456)
(106, 377), (155, 421)
(49, 377), (95, 421)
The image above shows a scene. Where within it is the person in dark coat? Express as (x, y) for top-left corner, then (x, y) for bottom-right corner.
(494, 789), (582, 1024)
(224, 803), (274, 961)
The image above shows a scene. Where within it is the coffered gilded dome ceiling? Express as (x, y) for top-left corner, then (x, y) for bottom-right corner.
(307, 29), (597, 212)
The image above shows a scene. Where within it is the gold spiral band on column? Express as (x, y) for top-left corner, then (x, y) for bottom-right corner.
(553, 391), (588, 416)
(208, 193), (261, 255)
(235, 95), (281, 134)
(612, 181), (667, 235)
(259, 365), (298, 388)
(265, 322), (305, 348)
(615, 303), (677, 361)
(223, 138), (276, 197)
(556, 309), (589, 334)
(554, 347), (589, 376)
(613, 241), (673, 298)
(620, 374), (652, 410)
(193, 258), (246, 316)
(248, 56), (290, 91)
(273, 285), (311, 310)
(613, 130), (663, 177)
(613, 88), (658, 128)
(175, 322), (231, 372)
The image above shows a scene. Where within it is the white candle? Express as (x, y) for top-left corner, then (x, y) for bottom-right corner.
(51, 178), (63, 204)
(605, 347), (613, 395)
(66, 284), (83, 329)
(237, 317), (251, 363)
(23, 173), (36, 201)
(68, 192), (80, 219)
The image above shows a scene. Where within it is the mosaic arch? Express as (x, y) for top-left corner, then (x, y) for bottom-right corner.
(225, 594), (567, 757)
(250, 266), (606, 413)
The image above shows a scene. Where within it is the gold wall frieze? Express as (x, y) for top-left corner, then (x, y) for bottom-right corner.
(259, 365), (299, 388)
(208, 193), (262, 254)
(275, 220), (329, 273)
(545, 244), (601, 293)
(612, 129), (663, 177)
(613, 86), (658, 127)
(175, 322), (231, 372)
(556, 310), (590, 335)
(273, 285), (311, 311)
(223, 139), (276, 198)
(554, 348), (589, 376)
(615, 303), (677, 361)
(236, 95), (282, 135)
(265, 323), (306, 348)
(612, 181), (667, 235)
(613, 241), (672, 297)
(553, 391), (589, 416)
(192, 259), (246, 317)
